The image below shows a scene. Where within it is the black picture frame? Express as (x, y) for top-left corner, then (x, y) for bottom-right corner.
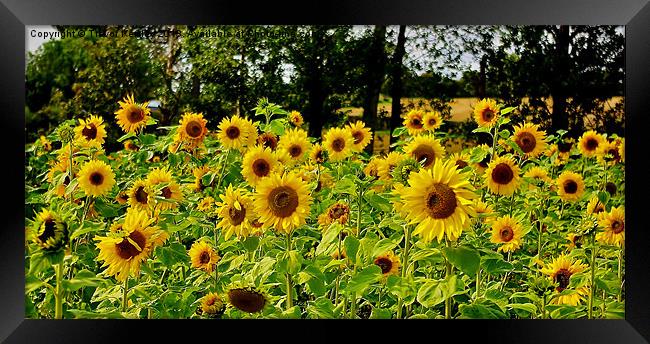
(3, 0), (649, 342)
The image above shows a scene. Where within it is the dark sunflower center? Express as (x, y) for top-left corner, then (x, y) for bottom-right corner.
(612, 220), (625, 234)
(605, 182), (617, 196)
(585, 138), (599, 151)
(428, 118), (437, 126)
(82, 124), (98, 140)
(185, 120), (203, 138)
(456, 160), (468, 169)
(228, 289), (266, 313)
(482, 109), (495, 122)
(332, 138), (345, 152)
(268, 186), (299, 218)
(500, 226), (514, 242)
(491, 163), (514, 185)
(352, 131), (364, 144)
(516, 132), (537, 153)
(329, 204), (349, 220)
(38, 219), (57, 243)
(288, 145), (302, 158)
(228, 205), (246, 225)
(89, 172), (104, 186)
(314, 150), (324, 162)
(425, 183), (457, 219)
(115, 230), (147, 260)
(252, 159), (271, 177)
(412, 144), (436, 168)
(479, 155), (490, 168)
(135, 186), (148, 204)
(251, 219), (263, 228)
(410, 118), (423, 128)
(199, 251), (211, 264)
(225, 126), (240, 140)
(555, 269), (572, 291)
(127, 107), (145, 123)
(374, 257), (393, 274)
(258, 134), (278, 150)
(563, 180), (578, 194)
(558, 141), (572, 153)
(607, 149), (620, 161)
(206, 297), (215, 306)
(161, 186), (172, 199)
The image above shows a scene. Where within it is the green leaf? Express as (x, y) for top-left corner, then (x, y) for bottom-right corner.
(281, 306), (302, 319)
(416, 279), (446, 307)
(139, 134), (156, 145)
(507, 303), (537, 314)
(62, 269), (105, 291)
(472, 126), (492, 134)
(316, 224), (341, 256)
(117, 132), (136, 143)
(25, 275), (47, 294)
(70, 221), (105, 240)
(343, 235), (360, 264)
(391, 126), (407, 137)
(307, 297), (339, 318)
(241, 236), (260, 253)
(483, 257), (513, 275)
(267, 119), (285, 136)
(442, 246), (481, 276)
(372, 237), (401, 258)
(369, 307), (393, 319)
(157, 243), (187, 267)
(364, 192), (392, 212)
(344, 265), (382, 295)
(93, 198), (120, 218)
(459, 303), (507, 319)
(597, 191), (610, 207)
(276, 250), (303, 275)
(501, 106), (516, 115)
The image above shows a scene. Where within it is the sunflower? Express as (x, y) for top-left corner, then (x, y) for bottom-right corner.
(490, 216), (525, 253)
(253, 172), (312, 234)
(566, 232), (585, 250)
(317, 202), (351, 227)
(115, 191), (129, 204)
(32, 209), (67, 252)
(114, 94), (151, 134)
(524, 166), (550, 190)
(618, 139), (625, 163)
(404, 134), (446, 169)
(192, 166), (212, 192)
(257, 132), (279, 151)
(474, 200), (496, 225)
(396, 159), (477, 243)
(216, 185), (256, 240)
(274, 148), (291, 167)
(597, 140), (623, 166)
(189, 240), (220, 273)
(540, 255), (589, 306)
(309, 143), (326, 164)
(74, 115), (107, 148)
(77, 160), (116, 197)
(288, 110), (304, 127)
(374, 251), (400, 276)
(403, 109), (426, 136)
(178, 112), (208, 149)
(200, 292), (225, 316)
(597, 206), (625, 247)
(449, 152), (470, 170)
(363, 157), (382, 179)
(146, 168), (184, 210)
(473, 98), (500, 127)
(556, 171), (585, 202)
(484, 156), (521, 196)
(278, 128), (311, 164)
(217, 115), (250, 151)
(95, 208), (168, 282)
(586, 196), (605, 216)
(242, 146), (278, 186)
(127, 179), (154, 210)
(377, 152), (405, 181)
(123, 140), (139, 151)
(39, 135), (52, 152)
(347, 121), (372, 152)
(323, 127), (354, 162)
(423, 111), (443, 131)
(511, 122), (547, 158)
(578, 131), (605, 158)
(226, 286), (270, 314)
(242, 117), (259, 149)
(197, 196), (215, 213)
(391, 157), (421, 186)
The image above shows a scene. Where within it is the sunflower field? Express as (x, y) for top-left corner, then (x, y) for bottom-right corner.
(24, 96), (625, 319)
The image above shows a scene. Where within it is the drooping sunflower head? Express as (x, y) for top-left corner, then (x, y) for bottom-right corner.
(377, 151), (406, 181)
(114, 94), (151, 134)
(78, 159), (116, 197)
(473, 98), (500, 127)
(403, 109), (426, 136)
(363, 157), (382, 179)
(396, 159), (477, 243)
(216, 185), (256, 240)
(226, 286), (270, 314)
(128, 179), (154, 210)
(524, 166), (550, 189)
(404, 134), (446, 169)
(253, 172), (312, 234)
(323, 127), (354, 162)
(257, 132), (279, 151)
(217, 115), (250, 150)
(490, 215), (525, 253)
(578, 131), (605, 158)
(597, 206), (625, 247)
(512, 122), (547, 158)
(391, 157), (421, 185)
(242, 145), (278, 186)
(74, 115), (107, 148)
(278, 128), (311, 164)
(94, 208), (168, 282)
(309, 143), (326, 164)
(556, 171), (585, 202)
(347, 121), (373, 152)
(484, 156), (521, 196)
(586, 196), (606, 216)
(32, 209), (68, 252)
(288, 110), (304, 127)
(200, 292), (225, 317)
(189, 240), (220, 273)
(423, 111), (443, 131)
(146, 168), (184, 210)
(540, 254), (588, 296)
(374, 251), (400, 276)
(178, 112), (208, 148)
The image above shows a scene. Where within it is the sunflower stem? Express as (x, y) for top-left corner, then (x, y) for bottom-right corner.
(475, 268), (481, 300)
(397, 225), (411, 319)
(214, 227), (220, 290)
(537, 215), (544, 258)
(216, 149), (231, 191)
(617, 248), (623, 302)
(121, 277), (129, 313)
(541, 294), (546, 319)
(587, 232), (597, 319)
(445, 238), (453, 319)
(54, 263), (64, 319)
(285, 232), (294, 310)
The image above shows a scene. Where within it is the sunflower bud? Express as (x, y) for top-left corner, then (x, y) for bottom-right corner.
(391, 157), (421, 185)
(57, 125), (75, 144)
(32, 209), (68, 252)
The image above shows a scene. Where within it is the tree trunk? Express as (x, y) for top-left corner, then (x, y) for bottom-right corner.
(551, 25), (570, 134)
(478, 55), (487, 99)
(389, 25), (407, 145)
(362, 25), (387, 154)
(306, 28), (326, 139)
